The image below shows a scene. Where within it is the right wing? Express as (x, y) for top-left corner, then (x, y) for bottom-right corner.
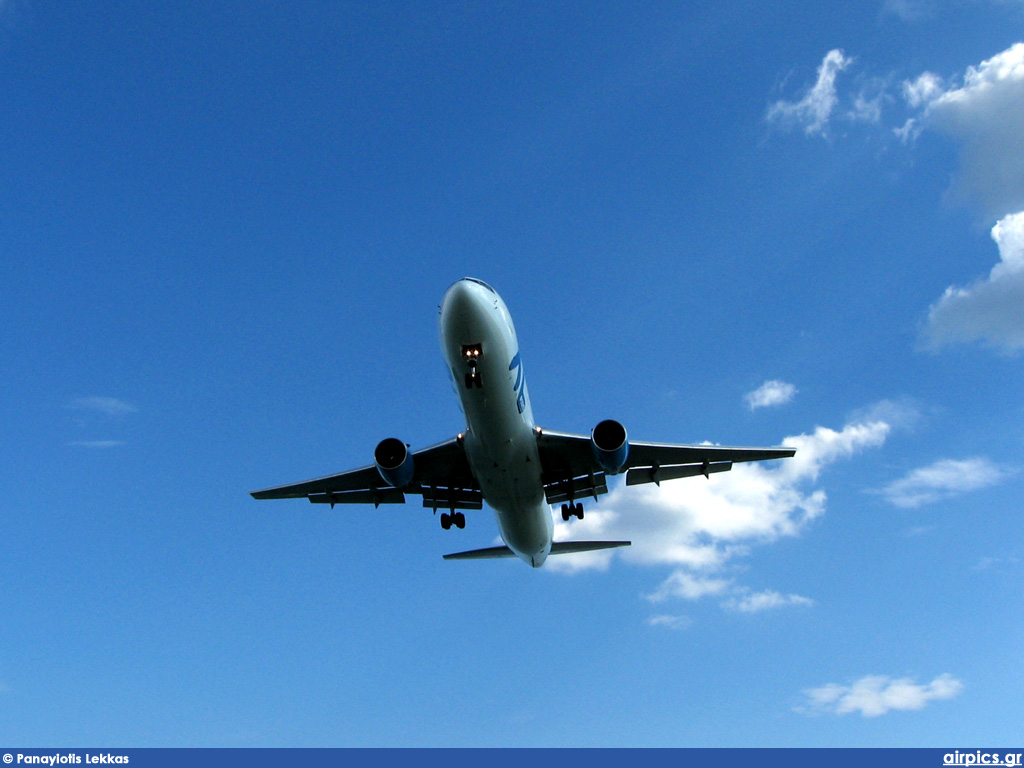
(250, 437), (481, 511)
(536, 428), (795, 504)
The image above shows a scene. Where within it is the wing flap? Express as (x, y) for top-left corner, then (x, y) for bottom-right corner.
(251, 436), (477, 505)
(628, 441), (795, 467)
(250, 464), (382, 500)
(421, 486), (483, 511)
(626, 461), (732, 486)
(537, 428), (795, 486)
(308, 488), (405, 506)
(544, 473), (608, 505)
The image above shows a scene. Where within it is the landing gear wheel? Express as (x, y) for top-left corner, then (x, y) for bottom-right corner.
(441, 513), (452, 530)
(561, 503), (584, 521)
(454, 512), (466, 529)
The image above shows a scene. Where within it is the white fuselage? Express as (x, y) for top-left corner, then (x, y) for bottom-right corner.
(439, 279), (553, 567)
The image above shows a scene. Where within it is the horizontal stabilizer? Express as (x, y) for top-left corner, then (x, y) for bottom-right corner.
(443, 545), (518, 560)
(444, 540), (631, 561)
(550, 540), (631, 554)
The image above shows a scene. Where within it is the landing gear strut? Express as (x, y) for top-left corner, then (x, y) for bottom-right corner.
(560, 502), (584, 522)
(441, 511), (466, 530)
(462, 344), (483, 389)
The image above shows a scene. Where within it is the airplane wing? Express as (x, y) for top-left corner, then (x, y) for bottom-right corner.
(250, 437), (481, 511)
(536, 428), (795, 503)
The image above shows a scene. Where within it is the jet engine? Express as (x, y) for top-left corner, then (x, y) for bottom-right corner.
(591, 419), (629, 474)
(374, 437), (414, 488)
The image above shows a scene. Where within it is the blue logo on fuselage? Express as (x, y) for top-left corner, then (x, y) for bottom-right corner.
(509, 350), (526, 414)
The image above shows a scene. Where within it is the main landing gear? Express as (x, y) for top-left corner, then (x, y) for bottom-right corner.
(561, 502), (584, 522)
(440, 512), (466, 530)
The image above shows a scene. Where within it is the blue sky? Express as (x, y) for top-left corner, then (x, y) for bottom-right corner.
(2, 0), (1023, 747)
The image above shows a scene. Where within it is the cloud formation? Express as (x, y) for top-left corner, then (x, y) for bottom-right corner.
(768, 43), (1024, 353)
(882, 0), (935, 23)
(724, 590), (814, 613)
(920, 43), (1024, 218)
(768, 49), (853, 136)
(924, 211), (1024, 352)
(745, 380), (798, 410)
(772, 42), (1024, 219)
(880, 456), (1015, 508)
(549, 411), (892, 608)
(68, 440), (126, 449)
(646, 614), (693, 631)
(646, 572), (735, 602)
(645, 574), (814, 614)
(799, 673), (963, 717)
(69, 396), (138, 417)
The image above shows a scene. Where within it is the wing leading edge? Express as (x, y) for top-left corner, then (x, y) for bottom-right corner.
(250, 436), (480, 511)
(536, 428), (795, 501)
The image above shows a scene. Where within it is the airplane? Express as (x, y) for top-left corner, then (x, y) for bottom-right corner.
(251, 278), (796, 568)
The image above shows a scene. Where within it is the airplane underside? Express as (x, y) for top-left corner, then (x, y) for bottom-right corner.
(250, 278), (796, 568)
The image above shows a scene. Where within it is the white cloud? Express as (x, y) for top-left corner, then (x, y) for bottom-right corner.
(882, 0), (935, 23)
(880, 456), (1015, 508)
(647, 614), (693, 631)
(724, 590), (814, 613)
(69, 396), (138, 416)
(646, 572), (734, 602)
(745, 380), (797, 410)
(903, 71), (945, 109)
(645, 573), (814, 614)
(850, 89), (886, 124)
(768, 49), (853, 136)
(772, 42), (1024, 218)
(921, 43), (1024, 217)
(799, 673), (963, 717)
(69, 440), (126, 449)
(548, 412), (892, 605)
(924, 211), (1024, 352)
(974, 554), (1021, 570)
(846, 398), (923, 432)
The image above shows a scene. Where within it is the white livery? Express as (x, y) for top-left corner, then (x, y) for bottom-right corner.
(252, 278), (796, 568)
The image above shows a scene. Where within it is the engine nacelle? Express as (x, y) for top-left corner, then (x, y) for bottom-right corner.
(591, 419), (629, 474)
(374, 437), (414, 489)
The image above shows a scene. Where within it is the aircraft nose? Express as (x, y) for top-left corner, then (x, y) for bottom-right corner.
(441, 278), (487, 323)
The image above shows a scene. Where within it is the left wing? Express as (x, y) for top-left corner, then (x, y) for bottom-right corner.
(250, 437), (481, 511)
(536, 428), (795, 504)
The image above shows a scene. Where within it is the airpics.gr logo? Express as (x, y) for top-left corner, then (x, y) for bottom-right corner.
(509, 350), (526, 414)
(944, 753), (1023, 767)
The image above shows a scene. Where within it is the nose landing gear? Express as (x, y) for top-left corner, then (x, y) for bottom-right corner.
(461, 344), (483, 389)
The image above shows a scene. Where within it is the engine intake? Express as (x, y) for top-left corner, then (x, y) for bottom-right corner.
(374, 437), (414, 489)
(591, 419), (629, 474)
